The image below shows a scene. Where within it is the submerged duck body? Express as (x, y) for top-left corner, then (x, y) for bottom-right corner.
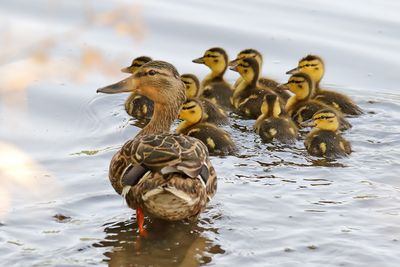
(192, 47), (234, 109)
(287, 55), (362, 116)
(177, 98), (237, 156)
(97, 61), (217, 235)
(181, 73), (229, 125)
(303, 109), (352, 158)
(254, 95), (298, 144)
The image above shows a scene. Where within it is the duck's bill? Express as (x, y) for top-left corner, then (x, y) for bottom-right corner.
(229, 65), (238, 72)
(228, 58), (239, 67)
(120, 66), (133, 74)
(277, 83), (290, 91)
(300, 119), (315, 127)
(286, 67), (299, 75)
(192, 57), (205, 64)
(97, 77), (132, 94)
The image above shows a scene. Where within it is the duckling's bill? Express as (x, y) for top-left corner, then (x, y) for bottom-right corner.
(300, 119), (316, 127)
(286, 67), (299, 75)
(192, 57), (205, 64)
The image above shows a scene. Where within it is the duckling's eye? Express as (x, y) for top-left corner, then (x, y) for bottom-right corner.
(305, 64), (311, 67)
(148, 70), (156, 76)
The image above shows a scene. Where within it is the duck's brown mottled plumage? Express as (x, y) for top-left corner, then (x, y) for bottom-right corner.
(97, 60), (217, 222)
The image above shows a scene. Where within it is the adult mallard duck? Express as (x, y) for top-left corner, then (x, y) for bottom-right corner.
(192, 47), (234, 109)
(230, 57), (278, 119)
(121, 56), (154, 120)
(97, 61), (217, 236)
(229, 49), (290, 102)
(254, 94), (298, 144)
(283, 72), (351, 131)
(286, 55), (363, 115)
(177, 98), (237, 156)
(302, 109), (352, 158)
(181, 73), (229, 125)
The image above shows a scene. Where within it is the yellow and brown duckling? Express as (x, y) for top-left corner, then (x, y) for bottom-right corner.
(229, 49), (290, 102)
(287, 55), (363, 115)
(230, 57), (278, 119)
(97, 61), (217, 236)
(177, 98), (237, 156)
(302, 109), (352, 158)
(121, 56), (154, 120)
(181, 73), (229, 125)
(254, 94), (298, 144)
(284, 72), (352, 131)
(192, 47), (234, 109)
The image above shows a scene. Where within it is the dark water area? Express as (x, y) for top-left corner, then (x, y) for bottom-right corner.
(1, 0), (400, 266)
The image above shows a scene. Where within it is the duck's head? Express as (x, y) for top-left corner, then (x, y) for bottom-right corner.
(229, 49), (263, 70)
(283, 72), (315, 100)
(98, 60), (186, 106)
(301, 109), (338, 131)
(286, 55), (324, 84)
(229, 57), (259, 84)
(178, 98), (203, 125)
(261, 94), (282, 118)
(121, 56), (152, 74)
(192, 47), (228, 74)
(181, 74), (200, 98)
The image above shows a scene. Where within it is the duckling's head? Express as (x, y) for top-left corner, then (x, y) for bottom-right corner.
(98, 60), (186, 106)
(121, 56), (152, 74)
(302, 109), (339, 131)
(284, 72), (315, 100)
(229, 49), (263, 70)
(261, 94), (282, 118)
(192, 47), (228, 74)
(181, 74), (200, 98)
(229, 57), (259, 84)
(286, 55), (324, 84)
(178, 98), (203, 125)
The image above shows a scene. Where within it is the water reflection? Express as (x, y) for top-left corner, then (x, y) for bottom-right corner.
(95, 217), (224, 267)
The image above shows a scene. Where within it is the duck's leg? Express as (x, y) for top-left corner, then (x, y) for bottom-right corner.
(136, 207), (148, 237)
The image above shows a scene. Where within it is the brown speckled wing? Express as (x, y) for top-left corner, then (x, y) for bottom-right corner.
(129, 133), (210, 179)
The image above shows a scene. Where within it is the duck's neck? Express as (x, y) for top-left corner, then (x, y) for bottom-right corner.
(137, 102), (179, 137)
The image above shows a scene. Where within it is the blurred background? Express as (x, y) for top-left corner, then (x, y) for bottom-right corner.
(1, 0), (400, 266)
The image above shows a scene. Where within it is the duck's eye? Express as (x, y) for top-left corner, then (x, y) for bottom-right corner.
(305, 64), (310, 67)
(148, 70), (156, 76)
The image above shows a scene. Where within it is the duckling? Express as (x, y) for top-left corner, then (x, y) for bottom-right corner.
(121, 56), (154, 120)
(192, 47), (234, 109)
(302, 109), (352, 158)
(177, 98), (237, 156)
(284, 72), (351, 131)
(97, 61), (217, 236)
(229, 49), (290, 102)
(230, 57), (278, 119)
(181, 73), (229, 125)
(287, 55), (362, 115)
(254, 94), (298, 144)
